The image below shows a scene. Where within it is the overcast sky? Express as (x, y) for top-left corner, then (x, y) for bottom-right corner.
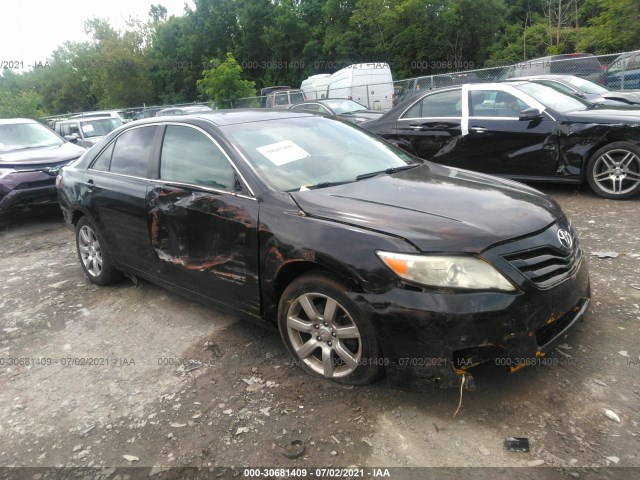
(1, 0), (193, 72)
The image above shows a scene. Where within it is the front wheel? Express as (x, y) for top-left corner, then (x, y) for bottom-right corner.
(75, 216), (120, 285)
(586, 142), (640, 199)
(278, 272), (382, 385)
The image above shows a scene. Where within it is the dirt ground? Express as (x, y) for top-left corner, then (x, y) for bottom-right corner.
(0, 183), (639, 479)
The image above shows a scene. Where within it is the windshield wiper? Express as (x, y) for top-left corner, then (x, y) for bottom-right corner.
(355, 164), (420, 181)
(288, 180), (354, 192)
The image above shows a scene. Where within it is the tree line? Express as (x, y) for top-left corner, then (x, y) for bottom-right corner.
(1, 0), (638, 118)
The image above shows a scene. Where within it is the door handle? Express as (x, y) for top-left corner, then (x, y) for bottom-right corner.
(409, 123), (447, 130)
(470, 126), (488, 133)
(85, 179), (95, 190)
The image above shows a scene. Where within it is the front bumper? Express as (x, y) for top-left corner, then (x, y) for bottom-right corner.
(352, 237), (590, 391)
(0, 170), (60, 217)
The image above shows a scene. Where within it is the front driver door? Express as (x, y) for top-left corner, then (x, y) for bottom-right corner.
(147, 124), (261, 318)
(462, 87), (557, 177)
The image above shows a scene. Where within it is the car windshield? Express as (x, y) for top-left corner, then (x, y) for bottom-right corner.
(80, 118), (123, 138)
(514, 82), (591, 113)
(323, 99), (368, 114)
(0, 122), (64, 152)
(223, 117), (416, 192)
(565, 76), (609, 95)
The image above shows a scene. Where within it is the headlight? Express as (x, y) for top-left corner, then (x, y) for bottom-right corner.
(376, 251), (516, 292)
(0, 168), (17, 179)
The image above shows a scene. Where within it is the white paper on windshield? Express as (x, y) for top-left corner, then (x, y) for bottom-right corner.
(256, 140), (310, 166)
(81, 124), (94, 133)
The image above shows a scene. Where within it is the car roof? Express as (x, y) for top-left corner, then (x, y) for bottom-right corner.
(509, 75), (578, 82)
(268, 89), (303, 95)
(0, 118), (38, 125)
(135, 109), (315, 126)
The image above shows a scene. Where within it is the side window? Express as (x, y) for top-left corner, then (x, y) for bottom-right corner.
(627, 53), (640, 70)
(91, 142), (115, 172)
(401, 90), (461, 118)
(110, 126), (157, 177)
(69, 123), (80, 135)
(59, 124), (69, 136)
(539, 81), (576, 97)
(470, 90), (529, 117)
(275, 93), (289, 106)
(160, 125), (235, 191)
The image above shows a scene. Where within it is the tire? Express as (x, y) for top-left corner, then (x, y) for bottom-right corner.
(75, 216), (120, 285)
(278, 272), (382, 385)
(586, 142), (640, 199)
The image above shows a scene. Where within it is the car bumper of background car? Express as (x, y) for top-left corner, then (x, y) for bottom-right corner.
(351, 253), (590, 391)
(0, 170), (59, 217)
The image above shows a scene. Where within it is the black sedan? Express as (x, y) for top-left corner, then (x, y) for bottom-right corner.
(289, 99), (384, 124)
(361, 81), (640, 199)
(511, 74), (640, 106)
(58, 110), (590, 390)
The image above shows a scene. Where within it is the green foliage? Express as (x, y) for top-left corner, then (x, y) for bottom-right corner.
(577, 0), (640, 53)
(0, 87), (46, 119)
(196, 53), (256, 107)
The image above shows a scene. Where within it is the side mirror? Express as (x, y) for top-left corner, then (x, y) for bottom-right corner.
(64, 134), (79, 143)
(519, 108), (542, 121)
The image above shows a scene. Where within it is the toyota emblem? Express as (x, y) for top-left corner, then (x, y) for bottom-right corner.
(557, 229), (573, 249)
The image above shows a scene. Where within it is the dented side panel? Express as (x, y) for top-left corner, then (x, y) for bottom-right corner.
(147, 185), (261, 317)
(256, 192), (413, 323)
(555, 121), (640, 177)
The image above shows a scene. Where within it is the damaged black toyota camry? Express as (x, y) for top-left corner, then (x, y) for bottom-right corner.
(58, 110), (590, 391)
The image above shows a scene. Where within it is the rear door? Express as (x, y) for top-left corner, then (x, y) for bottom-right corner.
(83, 125), (160, 272)
(394, 88), (464, 161)
(147, 124), (261, 317)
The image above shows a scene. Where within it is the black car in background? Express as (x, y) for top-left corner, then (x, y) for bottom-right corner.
(289, 99), (384, 124)
(0, 118), (85, 218)
(58, 110), (590, 390)
(361, 81), (640, 199)
(156, 105), (214, 116)
(132, 107), (165, 120)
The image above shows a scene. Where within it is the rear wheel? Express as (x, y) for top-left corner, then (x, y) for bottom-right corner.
(75, 216), (120, 285)
(278, 272), (382, 385)
(586, 142), (640, 199)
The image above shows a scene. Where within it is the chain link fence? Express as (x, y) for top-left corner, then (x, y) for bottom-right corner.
(226, 51), (639, 112)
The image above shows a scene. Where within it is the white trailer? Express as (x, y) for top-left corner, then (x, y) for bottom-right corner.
(300, 74), (331, 100)
(327, 63), (394, 111)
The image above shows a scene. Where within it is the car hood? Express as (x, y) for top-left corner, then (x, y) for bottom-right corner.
(290, 164), (562, 253)
(0, 142), (86, 168)
(340, 110), (384, 120)
(601, 91), (640, 105)
(565, 107), (640, 123)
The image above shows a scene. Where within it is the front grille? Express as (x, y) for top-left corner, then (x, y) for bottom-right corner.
(503, 244), (582, 288)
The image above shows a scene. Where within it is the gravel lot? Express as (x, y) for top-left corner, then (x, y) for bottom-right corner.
(0, 184), (639, 479)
